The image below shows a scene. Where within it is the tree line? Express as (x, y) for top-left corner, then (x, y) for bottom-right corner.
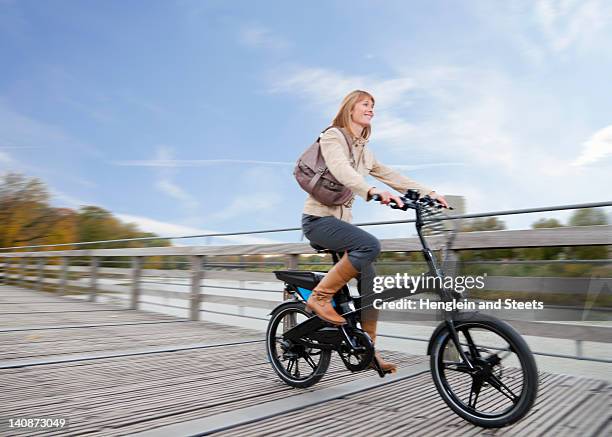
(0, 173), (170, 251)
(379, 210), (610, 278)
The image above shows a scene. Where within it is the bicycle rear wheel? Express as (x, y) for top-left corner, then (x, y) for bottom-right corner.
(430, 314), (538, 428)
(266, 302), (331, 388)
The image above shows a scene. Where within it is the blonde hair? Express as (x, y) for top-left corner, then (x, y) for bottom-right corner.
(332, 90), (375, 140)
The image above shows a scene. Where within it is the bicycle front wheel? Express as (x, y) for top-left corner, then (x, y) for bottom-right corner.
(430, 314), (538, 428)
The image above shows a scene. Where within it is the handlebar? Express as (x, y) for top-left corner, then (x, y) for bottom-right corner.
(371, 190), (453, 211)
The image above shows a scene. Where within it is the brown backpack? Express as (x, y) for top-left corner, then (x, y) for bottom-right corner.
(294, 127), (356, 206)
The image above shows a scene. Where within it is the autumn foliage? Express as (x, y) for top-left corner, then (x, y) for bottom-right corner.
(0, 173), (170, 252)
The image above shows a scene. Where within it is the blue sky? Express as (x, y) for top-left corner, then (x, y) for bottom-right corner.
(1, 0), (611, 245)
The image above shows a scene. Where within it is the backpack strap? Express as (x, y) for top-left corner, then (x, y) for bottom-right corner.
(318, 126), (356, 168)
(306, 163), (327, 190)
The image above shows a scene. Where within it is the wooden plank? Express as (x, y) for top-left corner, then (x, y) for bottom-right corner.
(0, 339), (264, 369)
(0, 286), (426, 436)
(216, 372), (610, 437)
(0, 284), (610, 437)
(131, 363), (430, 437)
(0, 320), (188, 333)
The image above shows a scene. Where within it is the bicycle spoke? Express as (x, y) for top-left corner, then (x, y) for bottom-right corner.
(443, 361), (471, 373)
(468, 378), (483, 409)
(304, 354), (317, 369)
(294, 358), (300, 378)
(286, 359), (294, 374)
(488, 374), (519, 402)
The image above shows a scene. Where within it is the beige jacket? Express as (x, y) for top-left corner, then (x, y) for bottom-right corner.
(302, 128), (433, 223)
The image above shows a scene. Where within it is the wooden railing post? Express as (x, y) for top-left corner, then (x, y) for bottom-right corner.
(130, 257), (142, 310)
(444, 249), (460, 278)
(190, 255), (203, 321)
(575, 340), (583, 359)
(285, 254), (298, 270)
(37, 258), (45, 292)
(284, 254), (298, 301)
(5, 258), (12, 285)
(19, 257), (25, 286)
(89, 257), (99, 302)
(60, 257), (69, 295)
(0, 258), (6, 285)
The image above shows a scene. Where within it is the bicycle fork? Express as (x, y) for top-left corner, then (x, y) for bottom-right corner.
(444, 317), (476, 371)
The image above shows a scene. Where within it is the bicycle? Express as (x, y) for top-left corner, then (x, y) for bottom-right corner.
(266, 190), (538, 428)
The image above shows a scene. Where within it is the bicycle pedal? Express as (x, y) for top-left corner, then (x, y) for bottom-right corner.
(371, 357), (387, 378)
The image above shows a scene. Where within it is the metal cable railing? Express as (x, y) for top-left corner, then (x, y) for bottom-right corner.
(86, 291), (612, 364)
(1, 201), (610, 251)
(1, 201), (610, 365)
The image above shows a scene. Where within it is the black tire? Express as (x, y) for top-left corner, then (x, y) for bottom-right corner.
(266, 301), (331, 388)
(430, 314), (538, 428)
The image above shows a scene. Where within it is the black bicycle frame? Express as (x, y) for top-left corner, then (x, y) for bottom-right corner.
(284, 196), (476, 370)
(410, 201), (476, 370)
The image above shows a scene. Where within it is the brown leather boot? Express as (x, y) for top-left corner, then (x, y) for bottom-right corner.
(361, 316), (398, 373)
(306, 253), (358, 325)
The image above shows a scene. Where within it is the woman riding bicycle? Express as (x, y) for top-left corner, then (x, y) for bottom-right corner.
(302, 89), (448, 373)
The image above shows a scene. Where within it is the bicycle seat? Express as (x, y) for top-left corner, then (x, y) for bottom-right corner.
(310, 243), (334, 254)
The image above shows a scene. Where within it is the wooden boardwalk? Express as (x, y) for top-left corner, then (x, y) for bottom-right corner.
(1, 285), (610, 436)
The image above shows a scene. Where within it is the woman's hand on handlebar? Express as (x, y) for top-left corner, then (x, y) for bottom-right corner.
(427, 191), (449, 208)
(368, 187), (404, 208)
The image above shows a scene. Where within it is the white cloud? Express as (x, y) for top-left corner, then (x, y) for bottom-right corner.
(0, 150), (16, 168)
(116, 213), (279, 245)
(208, 192), (283, 222)
(239, 25), (291, 51)
(156, 179), (199, 210)
(442, 95), (519, 170)
(113, 158), (466, 172)
(0, 99), (102, 157)
(534, 0), (610, 52)
(269, 67), (365, 109)
(391, 162), (466, 171)
(114, 158), (294, 167)
(369, 78), (417, 108)
(269, 65), (521, 168)
(0, 148), (96, 194)
(467, 1), (612, 65)
(152, 146), (200, 211)
(49, 188), (90, 208)
(572, 124), (612, 166)
(267, 61), (612, 220)
(269, 67), (426, 148)
(372, 112), (419, 145)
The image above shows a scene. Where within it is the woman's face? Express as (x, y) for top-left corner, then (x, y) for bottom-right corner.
(350, 98), (374, 127)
